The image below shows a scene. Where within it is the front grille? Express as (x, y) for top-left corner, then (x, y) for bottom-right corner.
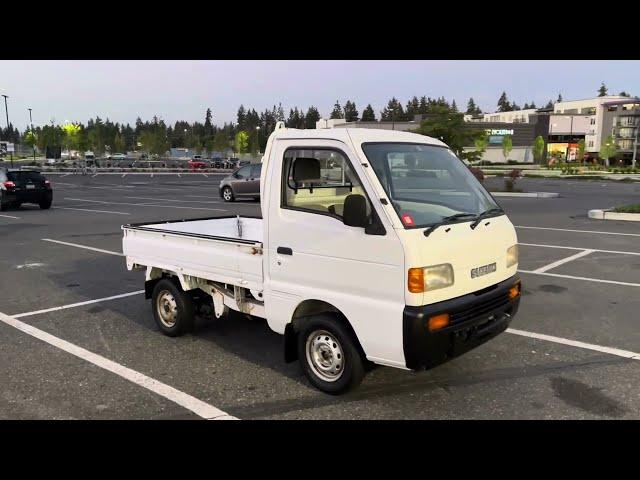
(449, 292), (510, 326)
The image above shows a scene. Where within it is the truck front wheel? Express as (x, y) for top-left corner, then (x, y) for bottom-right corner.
(151, 279), (195, 337)
(297, 315), (365, 395)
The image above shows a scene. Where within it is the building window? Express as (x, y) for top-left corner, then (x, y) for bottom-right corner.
(590, 118), (596, 125)
(588, 140), (594, 147)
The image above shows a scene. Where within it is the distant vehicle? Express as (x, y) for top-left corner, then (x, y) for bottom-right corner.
(188, 159), (207, 170)
(219, 163), (261, 202)
(0, 168), (53, 211)
(112, 153), (127, 161)
(211, 157), (223, 168)
(84, 151), (95, 161)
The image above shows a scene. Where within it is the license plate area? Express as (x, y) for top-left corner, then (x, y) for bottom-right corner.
(26, 184), (35, 189)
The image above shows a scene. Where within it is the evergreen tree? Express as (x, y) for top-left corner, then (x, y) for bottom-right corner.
(451, 99), (458, 113)
(361, 104), (376, 121)
(545, 100), (554, 109)
(343, 100), (359, 122)
(466, 98), (478, 115)
(619, 91), (630, 97)
(380, 97), (405, 121)
(497, 92), (511, 112)
(304, 106), (321, 129)
(330, 101), (343, 119)
(598, 82), (608, 97)
(557, 93), (563, 102)
(236, 105), (247, 130)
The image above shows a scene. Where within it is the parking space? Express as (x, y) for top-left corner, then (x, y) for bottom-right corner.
(0, 175), (638, 419)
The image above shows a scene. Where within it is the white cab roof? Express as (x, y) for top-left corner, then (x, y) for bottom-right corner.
(272, 127), (448, 149)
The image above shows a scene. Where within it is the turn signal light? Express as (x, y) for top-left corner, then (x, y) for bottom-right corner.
(508, 282), (521, 300)
(408, 268), (424, 293)
(428, 313), (450, 332)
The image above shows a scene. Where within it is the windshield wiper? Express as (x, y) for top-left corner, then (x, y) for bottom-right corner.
(423, 213), (476, 237)
(470, 208), (504, 230)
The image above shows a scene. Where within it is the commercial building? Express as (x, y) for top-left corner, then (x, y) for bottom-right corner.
(316, 95), (640, 165)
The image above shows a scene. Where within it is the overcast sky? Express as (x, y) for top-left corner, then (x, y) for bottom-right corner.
(1, 60), (639, 129)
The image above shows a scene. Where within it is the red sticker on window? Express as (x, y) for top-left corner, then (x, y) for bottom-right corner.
(401, 214), (414, 226)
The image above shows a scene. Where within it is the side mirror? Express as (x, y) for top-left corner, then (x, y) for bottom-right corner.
(343, 194), (368, 227)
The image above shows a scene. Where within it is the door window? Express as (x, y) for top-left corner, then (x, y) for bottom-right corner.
(235, 166), (251, 179)
(250, 164), (262, 178)
(282, 148), (371, 220)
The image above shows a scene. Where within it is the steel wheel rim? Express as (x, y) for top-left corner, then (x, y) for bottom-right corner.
(305, 330), (345, 382)
(156, 290), (178, 328)
(223, 188), (232, 200)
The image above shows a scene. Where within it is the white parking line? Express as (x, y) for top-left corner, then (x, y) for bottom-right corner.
(124, 196), (223, 204)
(516, 225), (640, 237)
(56, 207), (131, 215)
(533, 249), (594, 273)
(13, 290), (145, 318)
(0, 214), (20, 219)
(507, 328), (640, 360)
(0, 311), (237, 419)
(518, 270), (640, 287)
(519, 242), (640, 256)
(64, 197), (226, 212)
(42, 238), (123, 256)
(61, 173), (71, 177)
(202, 173), (208, 178)
(122, 174), (127, 178)
(92, 174), (99, 178)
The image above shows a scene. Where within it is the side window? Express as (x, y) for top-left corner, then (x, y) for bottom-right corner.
(250, 164), (262, 178)
(235, 166), (251, 179)
(282, 148), (371, 220)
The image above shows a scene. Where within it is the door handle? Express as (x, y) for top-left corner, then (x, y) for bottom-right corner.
(277, 247), (293, 255)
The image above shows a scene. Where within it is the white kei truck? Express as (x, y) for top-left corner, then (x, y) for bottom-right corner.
(122, 122), (521, 394)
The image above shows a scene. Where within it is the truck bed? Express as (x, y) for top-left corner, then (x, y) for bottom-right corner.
(122, 216), (264, 290)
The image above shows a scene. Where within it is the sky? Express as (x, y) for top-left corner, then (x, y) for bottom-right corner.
(1, 60), (639, 130)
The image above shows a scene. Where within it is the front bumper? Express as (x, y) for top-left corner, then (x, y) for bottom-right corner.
(403, 275), (520, 370)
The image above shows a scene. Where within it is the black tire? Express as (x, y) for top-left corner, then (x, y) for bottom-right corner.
(297, 315), (365, 395)
(39, 199), (52, 209)
(253, 197), (260, 202)
(0, 202), (7, 211)
(222, 186), (235, 202)
(151, 278), (195, 337)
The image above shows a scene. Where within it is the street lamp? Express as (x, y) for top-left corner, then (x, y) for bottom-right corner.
(28, 108), (35, 163)
(256, 126), (260, 154)
(2, 94), (12, 167)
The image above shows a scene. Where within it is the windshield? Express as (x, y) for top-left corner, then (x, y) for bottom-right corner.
(362, 142), (501, 228)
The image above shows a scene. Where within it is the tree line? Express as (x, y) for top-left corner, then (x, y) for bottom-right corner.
(1, 83), (632, 157)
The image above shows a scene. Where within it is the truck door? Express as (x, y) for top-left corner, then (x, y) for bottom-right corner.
(264, 139), (407, 366)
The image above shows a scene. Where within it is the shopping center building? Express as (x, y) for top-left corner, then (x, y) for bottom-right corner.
(317, 95), (639, 165)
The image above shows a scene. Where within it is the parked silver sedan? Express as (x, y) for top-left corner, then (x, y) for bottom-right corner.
(219, 163), (262, 202)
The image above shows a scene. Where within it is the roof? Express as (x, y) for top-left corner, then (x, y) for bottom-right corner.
(275, 127), (448, 148)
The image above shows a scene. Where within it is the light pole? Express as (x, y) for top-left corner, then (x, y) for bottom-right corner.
(28, 108), (35, 163)
(2, 95), (12, 167)
(256, 126), (260, 155)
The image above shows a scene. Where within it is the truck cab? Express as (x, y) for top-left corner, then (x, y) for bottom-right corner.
(122, 122), (521, 394)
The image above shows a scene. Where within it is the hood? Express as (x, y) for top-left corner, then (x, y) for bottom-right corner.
(401, 214), (518, 306)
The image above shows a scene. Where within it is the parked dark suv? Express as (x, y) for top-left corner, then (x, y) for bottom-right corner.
(0, 169), (53, 210)
(219, 163), (261, 202)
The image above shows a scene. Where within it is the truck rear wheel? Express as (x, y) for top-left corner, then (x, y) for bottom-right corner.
(151, 279), (195, 337)
(297, 315), (365, 395)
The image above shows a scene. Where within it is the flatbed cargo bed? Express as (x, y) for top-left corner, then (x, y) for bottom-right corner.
(122, 215), (264, 290)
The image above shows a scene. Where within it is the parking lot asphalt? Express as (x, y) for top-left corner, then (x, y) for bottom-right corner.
(1, 173), (638, 419)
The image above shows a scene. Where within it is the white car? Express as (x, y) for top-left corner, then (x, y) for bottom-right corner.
(112, 153), (126, 161)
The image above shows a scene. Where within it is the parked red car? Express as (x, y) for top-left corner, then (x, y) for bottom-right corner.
(188, 157), (207, 170)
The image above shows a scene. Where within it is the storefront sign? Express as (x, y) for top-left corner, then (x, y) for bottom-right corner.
(486, 129), (514, 136)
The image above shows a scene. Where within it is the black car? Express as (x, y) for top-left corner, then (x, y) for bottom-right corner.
(0, 169), (53, 211)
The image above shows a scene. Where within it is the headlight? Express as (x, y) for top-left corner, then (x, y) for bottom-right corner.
(408, 263), (454, 293)
(507, 244), (519, 268)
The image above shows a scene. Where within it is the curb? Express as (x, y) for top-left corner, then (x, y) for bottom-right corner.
(491, 192), (559, 198)
(588, 209), (640, 222)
